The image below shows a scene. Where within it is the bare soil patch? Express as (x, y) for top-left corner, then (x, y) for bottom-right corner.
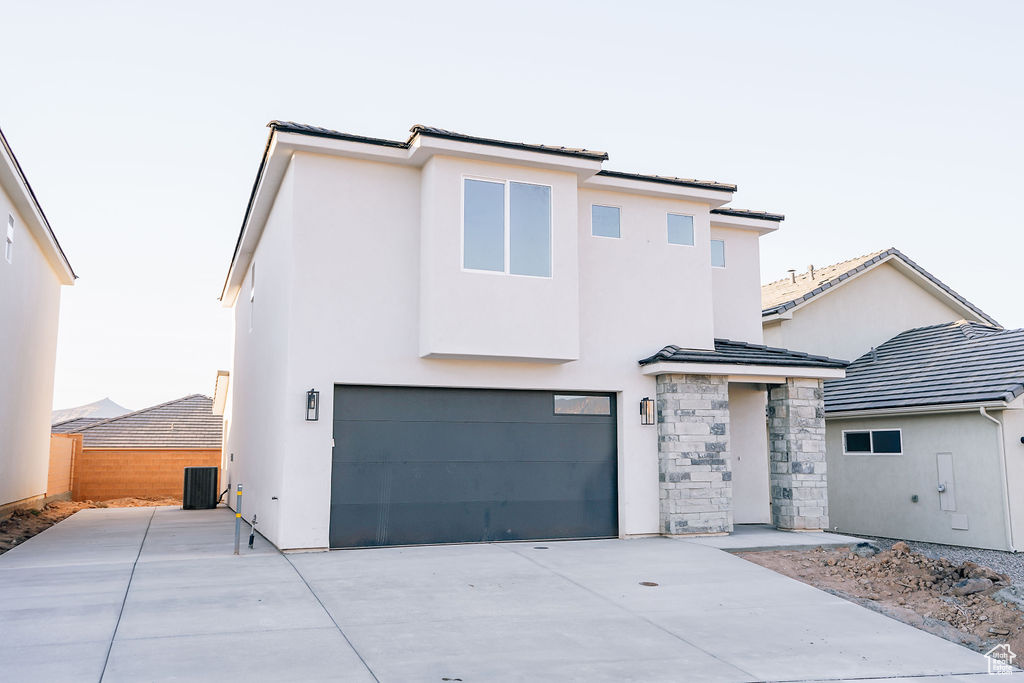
(0, 497), (180, 555)
(738, 543), (1024, 660)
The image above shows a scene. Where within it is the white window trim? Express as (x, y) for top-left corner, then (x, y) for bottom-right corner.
(460, 174), (553, 279)
(590, 203), (622, 240)
(4, 215), (13, 264)
(667, 212), (695, 247)
(248, 263), (256, 333)
(711, 238), (726, 268)
(842, 428), (903, 456)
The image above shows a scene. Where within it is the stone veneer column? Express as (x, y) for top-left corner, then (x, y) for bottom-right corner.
(767, 378), (829, 530)
(656, 374), (732, 535)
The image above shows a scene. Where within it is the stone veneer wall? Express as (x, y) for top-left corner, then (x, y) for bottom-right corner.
(767, 378), (828, 530)
(656, 374), (732, 535)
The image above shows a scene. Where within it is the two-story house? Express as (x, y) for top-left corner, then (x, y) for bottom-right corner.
(0, 125), (75, 516)
(217, 122), (845, 551)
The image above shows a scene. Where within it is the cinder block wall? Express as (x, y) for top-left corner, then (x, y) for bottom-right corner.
(48, 433), (81, 497)
(72, 449), (221, 501)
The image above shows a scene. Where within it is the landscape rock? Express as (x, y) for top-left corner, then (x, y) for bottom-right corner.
(993, 586), (1024, 611)
(951, 577), (994, 596)
(853, 542), (881, 557)
(891, 541), (911, 554)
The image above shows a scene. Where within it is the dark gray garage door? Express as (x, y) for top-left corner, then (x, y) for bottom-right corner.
(330, 385), (617, 548)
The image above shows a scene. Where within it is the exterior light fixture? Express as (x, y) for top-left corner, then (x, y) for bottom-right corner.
(306, 388), (319, 421)
(640, 397), (656, 426)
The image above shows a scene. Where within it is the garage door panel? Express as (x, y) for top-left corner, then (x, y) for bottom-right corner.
(332, 460), (616, 505)
(330, 386), (617, 548)
(333, 421), (615, 464)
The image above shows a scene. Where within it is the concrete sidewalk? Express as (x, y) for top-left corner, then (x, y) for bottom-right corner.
(0, 507), (1017, 682)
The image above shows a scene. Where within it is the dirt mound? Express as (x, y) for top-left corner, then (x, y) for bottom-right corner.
(740, 544), (1024, 660)
(0, 497), (180, 554)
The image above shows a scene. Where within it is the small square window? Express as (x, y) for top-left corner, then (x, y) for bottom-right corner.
(591, 205), (620, 238)
(667, 214), (694, 246)
(872, 430), (902, 454)
(844, 431), (871, 453)
(711, 239), (726, 267)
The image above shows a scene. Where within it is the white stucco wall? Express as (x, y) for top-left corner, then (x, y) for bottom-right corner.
(1001, 396), (1024, 551)
(826, 412), (1014, 550)
(0, 184), (63, 508)
(711, 226), (763, 344)
(221, 163), (295, 544)
(224, 148), (769, 550)
(762, 262), (973, 362)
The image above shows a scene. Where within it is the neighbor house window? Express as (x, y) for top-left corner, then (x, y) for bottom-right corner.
(463, 178), (551, 277)
(667, 213), (694, 246)
(4, 215), (12, 264)
(248, 263), (255, 332)
(711, 239), (726, 267)
(591, 205), (620, 238)
(843, 429), (902, 455)
(553, 395), (612, 415)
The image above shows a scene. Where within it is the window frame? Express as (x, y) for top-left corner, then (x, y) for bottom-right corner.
(552, 393), (614, 416)
(590, 203), (622, 239)
(710, 238), (726, 268)
(842, 428), (903, 456)
(4, 215), (13, 264)
(666, 212), (695, 247)
(460, 174), (553, 279)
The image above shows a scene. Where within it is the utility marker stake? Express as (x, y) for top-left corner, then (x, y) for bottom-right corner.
(234, 484), (242, 555)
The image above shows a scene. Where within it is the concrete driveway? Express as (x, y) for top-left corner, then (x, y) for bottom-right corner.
(0, 507), (1015, 682)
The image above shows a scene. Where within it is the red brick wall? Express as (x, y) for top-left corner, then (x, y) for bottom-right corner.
(72, 448), (221, 501)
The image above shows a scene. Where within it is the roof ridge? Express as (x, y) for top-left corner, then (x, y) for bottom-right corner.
(78, 394), (211, 432)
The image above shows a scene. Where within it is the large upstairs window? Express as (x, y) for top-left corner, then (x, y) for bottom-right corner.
(463, 178), (551, 277)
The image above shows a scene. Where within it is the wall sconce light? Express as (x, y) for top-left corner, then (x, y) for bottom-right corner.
(306, 388), (319, 421)
(640, 397), (656, 425)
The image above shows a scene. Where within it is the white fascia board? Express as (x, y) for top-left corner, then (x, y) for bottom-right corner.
(639, 361), (846, 380)
(407, 136), (605, 178)
(0, 140), (75, 284)
(581, 173), (734, 207)
(709, 213), (780, 235)
(825, 401), (1007, 419)
(212, 370), (229, 416)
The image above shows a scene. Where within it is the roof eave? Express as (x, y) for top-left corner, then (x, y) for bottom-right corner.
(0, 128), (75, 284)
(640, 360), (846, 379)
(825, 400), (1009, 419)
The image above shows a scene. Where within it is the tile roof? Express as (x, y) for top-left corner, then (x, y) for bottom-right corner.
(269, 120), (609, 160)
(639, 339), (848, 368)
(711, 208), (785, 222)
(761, 248), (999, 326)
(595, 170), (736, 192)
(51, 417), (103, 434)
(77, 395), (222, 449)
(824, 321), (1024, 413)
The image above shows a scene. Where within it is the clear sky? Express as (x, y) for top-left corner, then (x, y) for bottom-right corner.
(3, 1), (1021, 411)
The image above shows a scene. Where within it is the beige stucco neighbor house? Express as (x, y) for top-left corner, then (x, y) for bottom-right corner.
(762, 250), (1022, 551)
(217, 121), (846, 551)
(0, 125), (75, 516)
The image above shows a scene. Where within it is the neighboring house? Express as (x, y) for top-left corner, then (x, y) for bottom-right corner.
(825, 322), (1024, 551)
(0, 125), (75, 516)
(218, 121), (845, 551)
(762, 250), (1021, 551)
(761, 248), (996, 362)
(67, 395), (222, 501)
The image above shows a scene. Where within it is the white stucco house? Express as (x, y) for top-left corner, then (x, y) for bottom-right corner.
(218, 121), (846, 551)
(762, 250), (1022, 551)
(0, 125), (75, 515)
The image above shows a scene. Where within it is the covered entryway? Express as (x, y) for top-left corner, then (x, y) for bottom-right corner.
(330, 385), (617, 548)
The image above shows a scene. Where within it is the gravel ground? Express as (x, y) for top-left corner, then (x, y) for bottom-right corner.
(850, 534), (1024, 587)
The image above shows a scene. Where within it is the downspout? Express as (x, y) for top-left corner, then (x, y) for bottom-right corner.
(980, 407), (1016, 552)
